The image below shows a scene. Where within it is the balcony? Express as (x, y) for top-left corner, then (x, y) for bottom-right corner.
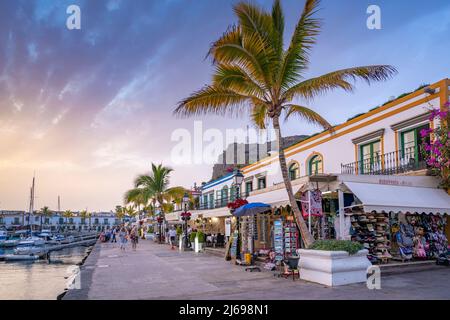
(198, 196), (233, 210)
(341, 147), (427, 176)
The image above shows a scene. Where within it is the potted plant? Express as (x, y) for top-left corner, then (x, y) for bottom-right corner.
(298, 240), (370, 286)
(195, 231), (206, 252)
(189, 231), (197, 249)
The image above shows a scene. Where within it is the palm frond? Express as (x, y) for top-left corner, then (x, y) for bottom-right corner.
(284, 104), (332, 130)
(277, 0), (321, 89)
(270, 0), (285, 77)
(213, 64), (268, 99)
(283, 65), (397, 101)
(174, 85), (254, 117)
(251, 100), (269, 129)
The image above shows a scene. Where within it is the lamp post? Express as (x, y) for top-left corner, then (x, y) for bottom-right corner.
(233, 170), (244, 260)
(181, 192), (191, 250)
(155, 202), (162, 243)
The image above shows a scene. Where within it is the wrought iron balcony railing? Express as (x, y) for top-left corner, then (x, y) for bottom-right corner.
(198, 196), (236, 210)
(341, 147), (427, 175)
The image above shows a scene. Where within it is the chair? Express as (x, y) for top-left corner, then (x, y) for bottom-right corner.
(278, 256), (300, 281)
(216, 234), (225, 247)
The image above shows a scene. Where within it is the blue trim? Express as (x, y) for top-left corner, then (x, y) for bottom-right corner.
(202, 173), (234, 190)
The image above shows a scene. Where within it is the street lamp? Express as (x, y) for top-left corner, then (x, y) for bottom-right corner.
(181, 192), (191, 250)
(233, 169), (244, 260)
(233, 169), (244, 199)
(155, 202), (162, 243)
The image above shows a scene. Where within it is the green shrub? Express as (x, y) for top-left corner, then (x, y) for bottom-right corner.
(189, 231), (197, 242)
(196, 231), (205, 243)
(309, 240), (363, 255)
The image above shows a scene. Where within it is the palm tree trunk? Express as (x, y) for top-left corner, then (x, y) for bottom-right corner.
(273, 115), (315, 248)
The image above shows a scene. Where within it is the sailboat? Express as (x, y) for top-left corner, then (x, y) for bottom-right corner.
(18, 176), (45, 247)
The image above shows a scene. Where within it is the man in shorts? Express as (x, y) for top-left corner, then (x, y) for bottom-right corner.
(168, 226), (177, 250)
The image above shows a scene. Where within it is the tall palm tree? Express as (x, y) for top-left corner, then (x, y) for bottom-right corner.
(39, 206), (52, 230)
(124, 163), (188, 218)
(174, 0), (396, 247)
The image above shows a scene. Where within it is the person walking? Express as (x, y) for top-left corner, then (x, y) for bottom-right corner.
(119, 227), (128, 251)
(168, 226), (177, 250)
(111, 227), (117, 243)
(130, 226), (138, 251)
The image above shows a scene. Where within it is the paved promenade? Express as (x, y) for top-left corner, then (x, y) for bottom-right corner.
(64, 239), (450, 300)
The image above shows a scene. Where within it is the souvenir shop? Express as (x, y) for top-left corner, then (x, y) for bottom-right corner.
(231, 174), (450, 266)
(298, 174), (450, 264)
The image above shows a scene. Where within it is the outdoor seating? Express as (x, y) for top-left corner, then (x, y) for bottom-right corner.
(275, 256), (300, 281)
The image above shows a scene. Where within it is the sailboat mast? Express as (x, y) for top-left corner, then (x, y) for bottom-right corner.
(29, 176), (35, 233)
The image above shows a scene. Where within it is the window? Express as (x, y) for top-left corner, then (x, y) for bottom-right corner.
(359, 140), (381, 173)
(245, 181), (253, 197)
(308, 155), (323, 175)
(208, 193), (214, 209)
(221, 186), (229, 206)
(35, 216), (39, 222)
(69, 218), (74, 224)
(288, 162), (299, 180)
(0, 217), (3, 224)
(94, 218), (99, 224)
(45, 218), (50, 224)
(104, 219), (108, 225)
(203, 195), (208, 209)
(81, 218), (86, 225)
(59, 217), (64, 224)
(257, 177), (266, 190)
(400, 123), (429, 167)
(14, 217), (20, 225)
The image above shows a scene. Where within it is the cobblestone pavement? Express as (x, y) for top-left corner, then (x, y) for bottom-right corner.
(64, 239), (450, 300)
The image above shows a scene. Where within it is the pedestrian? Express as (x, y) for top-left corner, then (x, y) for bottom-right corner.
(111, 227), (117, 243)
(168, 226), (177, 250)
(132, 227), (139, 250)
(119, 227), (128, 251)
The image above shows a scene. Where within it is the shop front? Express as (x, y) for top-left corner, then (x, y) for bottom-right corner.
(231, 174), (449, 267)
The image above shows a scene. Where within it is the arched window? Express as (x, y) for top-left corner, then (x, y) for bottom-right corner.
(288, 162), (299, 180)
(308, 154), (323, 175)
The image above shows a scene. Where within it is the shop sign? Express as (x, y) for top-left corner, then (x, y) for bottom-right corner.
(225, 218), (231, 237)
(378, 179), (413, 187)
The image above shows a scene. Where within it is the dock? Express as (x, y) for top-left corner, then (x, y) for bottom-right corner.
(0, 233), (99, 261)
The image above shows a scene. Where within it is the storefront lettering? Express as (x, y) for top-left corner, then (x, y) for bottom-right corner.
(378, 179), (412, 187)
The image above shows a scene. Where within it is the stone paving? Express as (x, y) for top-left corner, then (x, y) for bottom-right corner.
(64, 239), (450, 300)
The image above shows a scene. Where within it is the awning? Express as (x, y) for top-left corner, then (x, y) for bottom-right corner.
(201, 207), (231, 218)
(344, 182), (450, 215)
(165, 212), (179, 221)
(246, 188), (291, 207)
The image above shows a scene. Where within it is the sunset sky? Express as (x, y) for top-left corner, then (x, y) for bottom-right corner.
(0, 0), (449, 212)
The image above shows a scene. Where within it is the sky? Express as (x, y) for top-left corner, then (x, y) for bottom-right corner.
(0, 0), (449, 212)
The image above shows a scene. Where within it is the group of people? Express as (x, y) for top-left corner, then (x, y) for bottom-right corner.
(100, 225), (142, 251)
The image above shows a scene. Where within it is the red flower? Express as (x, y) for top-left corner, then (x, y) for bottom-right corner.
(227, 198), (248, 210)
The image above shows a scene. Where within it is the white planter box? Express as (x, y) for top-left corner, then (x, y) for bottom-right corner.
(298, 249), (371, 286)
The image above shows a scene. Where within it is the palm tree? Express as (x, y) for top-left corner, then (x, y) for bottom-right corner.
(80, 209), (91, 231)
(62, 210), (73, 227)
(39, 206), (52, 230)
(124, 163), (189, 243)
(174, 0), (396, 247)
(115, 205), (126, 223)
(124, 163), (188, 218)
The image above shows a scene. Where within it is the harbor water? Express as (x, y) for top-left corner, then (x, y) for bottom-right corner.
(0, 246), (92, 300)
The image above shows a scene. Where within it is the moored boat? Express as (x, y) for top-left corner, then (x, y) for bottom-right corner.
(4, 253), (42, 261)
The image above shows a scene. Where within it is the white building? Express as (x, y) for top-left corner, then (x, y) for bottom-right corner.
(0, 211), (120, 231)
(242, 79), (449, 203)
